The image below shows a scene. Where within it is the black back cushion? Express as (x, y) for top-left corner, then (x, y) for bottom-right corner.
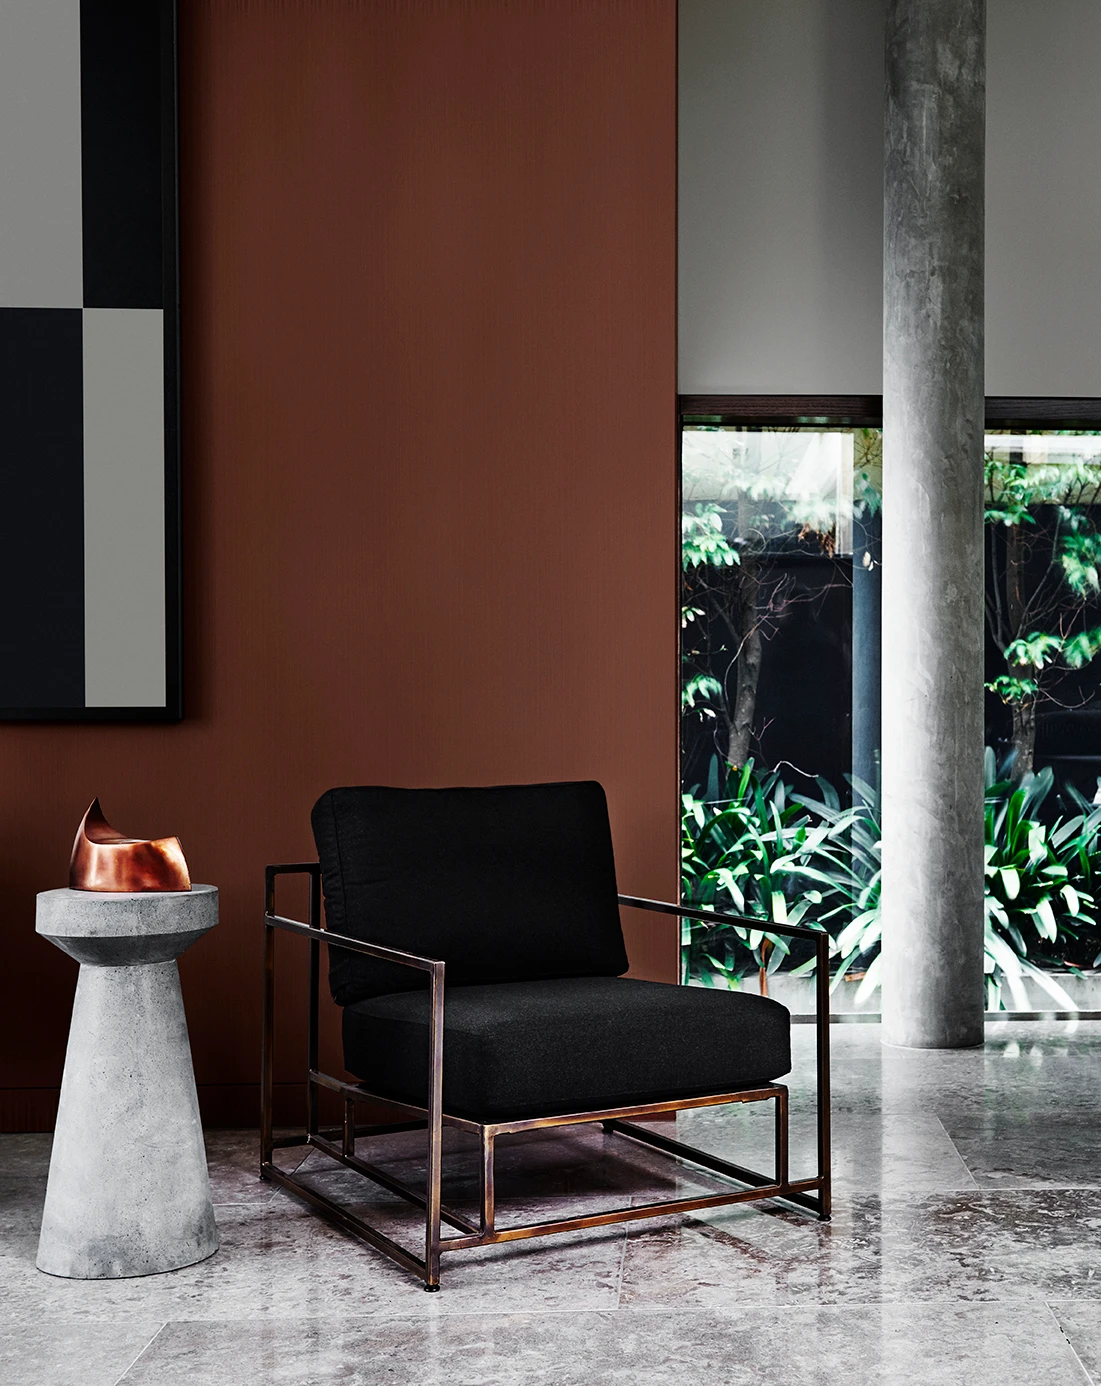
(311, 782), (629, 1005)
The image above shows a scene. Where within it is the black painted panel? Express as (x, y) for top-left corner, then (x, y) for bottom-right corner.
(0, 310), (85, 707)
(80, 0), (163, 308)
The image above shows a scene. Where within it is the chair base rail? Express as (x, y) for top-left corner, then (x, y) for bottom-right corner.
(260, 1074), (830, 1288)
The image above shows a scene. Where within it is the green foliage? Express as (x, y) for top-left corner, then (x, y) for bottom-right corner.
(852, 429), (883, 520)
(681, 754), (1101, 1010)
(682, 503), (739, 570)
(681, 674), (723, 713)
(797, 779), (881, 996)
(680, 760), (873, 988)
(984, 454), (1037, 528)
(984, 447), (1101, 717)
(680, 605), (704, 630)
(984, 450), (1101, 529)
(987, 674), (1039, 704)
(1063, 627), (1101, 669)
(1058, 510), (1101, 596)
(987, 627), (1101, 704)
(1004, 633), (1063, 670)
(981, 749), (1101, 1007)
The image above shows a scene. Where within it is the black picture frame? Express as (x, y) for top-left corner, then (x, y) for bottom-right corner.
(0, 0), (181, 723)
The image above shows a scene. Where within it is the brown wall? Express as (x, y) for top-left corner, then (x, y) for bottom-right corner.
(0, 0), (678, 1131)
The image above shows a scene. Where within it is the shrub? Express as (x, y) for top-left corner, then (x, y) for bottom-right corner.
(681, 752), (1101, 1010)
(680, 760), (871, 989)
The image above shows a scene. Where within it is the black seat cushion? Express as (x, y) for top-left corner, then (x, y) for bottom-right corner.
(342, 977), (791, 1120)
(313, 783), (628, 1005)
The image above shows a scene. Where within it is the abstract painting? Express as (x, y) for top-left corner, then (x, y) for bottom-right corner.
(0, 1), (180, 720)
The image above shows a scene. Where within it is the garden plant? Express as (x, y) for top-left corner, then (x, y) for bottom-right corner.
(984, 437), (1101, 779)
(681, 753), (1101, 1010)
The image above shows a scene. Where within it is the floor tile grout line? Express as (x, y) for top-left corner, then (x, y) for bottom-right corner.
(109, 1322), (169, 1386)
(24, 1297), (1078, 1333)
(612, 1297), (1069, 1314)
(932, 1113), (982, 1189)
(1042, 1300), (1098, 1385)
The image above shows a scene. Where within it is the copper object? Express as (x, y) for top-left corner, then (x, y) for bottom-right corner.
(69, 798), (191, 893)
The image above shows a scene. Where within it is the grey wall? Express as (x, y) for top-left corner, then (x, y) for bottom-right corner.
(680, 0), (1101, 397)
(986, 0), (1101, 396)
(678, 0), (884, 394)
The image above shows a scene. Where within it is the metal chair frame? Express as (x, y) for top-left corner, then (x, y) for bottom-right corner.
(260, 862), (831, 1290)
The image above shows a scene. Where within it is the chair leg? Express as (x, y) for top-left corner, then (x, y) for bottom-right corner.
(815, 929), (832, 1220)
(774, 1086), (789, 1188)
(342, 1096), (356, 1158)
(424, 965), (445, 1290)
(260, 921), (275, 1172)
(817, 1090), (832, 1220)
(480, 1128), (495, 1235)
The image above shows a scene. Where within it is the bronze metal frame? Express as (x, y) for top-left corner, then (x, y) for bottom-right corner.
(260, 863), (831, 1290)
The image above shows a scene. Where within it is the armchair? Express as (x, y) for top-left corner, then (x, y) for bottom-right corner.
(261, 781), (830, 1290)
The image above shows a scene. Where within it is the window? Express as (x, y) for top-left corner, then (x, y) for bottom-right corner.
(680, 401), (1101, 1012)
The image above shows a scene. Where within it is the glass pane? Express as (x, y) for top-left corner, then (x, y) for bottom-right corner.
(680, 422), (1101, 1011)
(682, 429), (855, 554)
(680, 425), (879, 994)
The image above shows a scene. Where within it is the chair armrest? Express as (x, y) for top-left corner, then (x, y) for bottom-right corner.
(265, 862), (443, 977)
(617, 894), (826, 946)
(261, 861), (448, 1249)
(620, 892), (830, 1206)
(619, 891), (831, 1217)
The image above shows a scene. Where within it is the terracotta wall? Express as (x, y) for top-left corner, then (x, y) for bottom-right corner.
(0, 0), (678, 1130)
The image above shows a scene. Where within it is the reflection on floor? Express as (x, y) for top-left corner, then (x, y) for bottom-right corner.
(4, 1022), (1101, 1383)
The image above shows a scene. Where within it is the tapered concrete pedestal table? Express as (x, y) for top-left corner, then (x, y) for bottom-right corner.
(35, 885), (219, 1278)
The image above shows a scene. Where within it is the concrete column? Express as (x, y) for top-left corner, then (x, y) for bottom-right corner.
(881, 0), (986, 1048)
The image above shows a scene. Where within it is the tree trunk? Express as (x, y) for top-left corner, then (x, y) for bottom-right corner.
(1005, 522), (1025, 632)
(1004, 516), (1034, 782)
(727, 557), (762, 767)
(1010, 696), (1036, 781)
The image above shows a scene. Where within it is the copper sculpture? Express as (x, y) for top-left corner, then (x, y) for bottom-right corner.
(69, 798), (192, 893)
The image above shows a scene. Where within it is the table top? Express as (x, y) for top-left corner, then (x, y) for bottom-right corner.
(36, 884), (218, 939)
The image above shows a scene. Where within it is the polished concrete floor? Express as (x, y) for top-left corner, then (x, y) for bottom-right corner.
(4, 1021), (1101, 1383)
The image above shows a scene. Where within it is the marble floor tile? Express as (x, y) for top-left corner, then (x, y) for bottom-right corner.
(205, 1130), (312, 1205)
(0, 1131), (53, 1178)
(663, 1104), (976, 1194)
(620, 1187), (1101, 1309)
(0, 1173), (48, 1245)
(114, 1303), (1090, 1386)
(0, 1318), (164, 1386)
(941, 1111), (1101, 1189)
(0, 1131), (309, 1254)
(792, 1020), (1101, 1124)
(10, 1019), (1101, 1384)
(0, 1128), (308, 1216)
(0, 1192), (625, 1324)
(1049, 1300), (1101, 1381)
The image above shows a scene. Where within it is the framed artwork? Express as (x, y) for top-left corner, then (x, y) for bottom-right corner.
(0, 0), (181, 721)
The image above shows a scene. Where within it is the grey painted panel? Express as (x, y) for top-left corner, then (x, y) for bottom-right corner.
(83, 309), (166, 708)
(678, 0), (884, 395)
(986, 0), (1101, 396)
(680, 0), (1101, 399)
(0, 0), (83, 309)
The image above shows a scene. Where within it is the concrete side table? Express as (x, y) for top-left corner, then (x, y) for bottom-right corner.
(35, 885), (219, 1279)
